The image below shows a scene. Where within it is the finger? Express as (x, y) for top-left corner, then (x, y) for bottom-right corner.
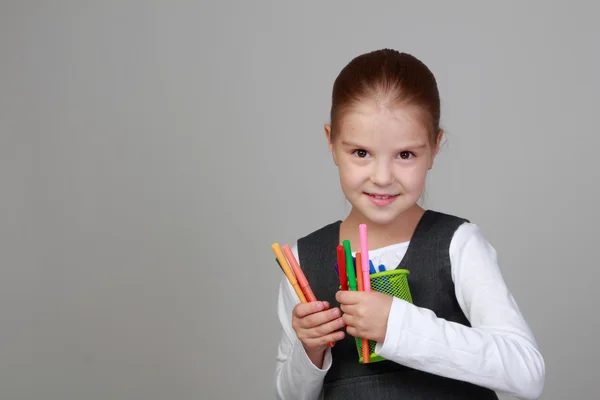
(342, 313), (355, 327)
(329, 330), (345, 343)
(307, 330), (346, 348)
(293, 301), (327, 319)
(336, 290), (361, 305)
(345, 325), (358, 338)
(339, 303), (356, 316)
(306, 316), (345, 339)
(300, 307), (342, 330)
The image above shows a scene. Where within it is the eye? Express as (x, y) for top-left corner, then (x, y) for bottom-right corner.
(398, 151), (415, 159)
(352, 149), (370, 158)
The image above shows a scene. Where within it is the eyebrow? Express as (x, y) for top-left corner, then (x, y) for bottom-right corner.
(341, 140), (428, 150)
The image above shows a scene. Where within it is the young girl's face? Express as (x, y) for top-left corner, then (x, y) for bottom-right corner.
(326, 101), (441, 225)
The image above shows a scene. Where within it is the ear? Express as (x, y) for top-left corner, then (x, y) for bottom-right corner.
(430, 129), (444, 169)
(324, 124), (338, 166)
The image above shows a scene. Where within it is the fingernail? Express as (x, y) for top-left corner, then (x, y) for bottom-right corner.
(316, 302), (324, 311)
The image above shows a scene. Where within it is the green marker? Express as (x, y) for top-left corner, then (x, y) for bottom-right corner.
(343, 240), (357, 291)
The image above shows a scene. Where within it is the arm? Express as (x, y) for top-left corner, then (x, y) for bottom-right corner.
(374, 223), (545, 399)
(274, 244), (332, 400)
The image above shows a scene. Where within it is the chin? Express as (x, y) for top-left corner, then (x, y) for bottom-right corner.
(349, 195), (419, 225)
(362, 211), (401, 226)
(350, 205), (401, 226)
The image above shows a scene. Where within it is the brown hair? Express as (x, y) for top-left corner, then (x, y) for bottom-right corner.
(329, 49), (441, 143)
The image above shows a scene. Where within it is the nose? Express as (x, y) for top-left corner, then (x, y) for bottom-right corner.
(370, 160), (394, 187)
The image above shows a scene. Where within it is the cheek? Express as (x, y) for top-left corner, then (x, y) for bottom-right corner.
(396, 165), (428, 191)
(338, 163), (365, 188)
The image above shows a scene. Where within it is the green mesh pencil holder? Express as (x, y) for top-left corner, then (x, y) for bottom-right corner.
(355, 269), (413, 364)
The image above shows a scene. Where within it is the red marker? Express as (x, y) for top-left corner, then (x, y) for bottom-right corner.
(336, 245), (348, 290)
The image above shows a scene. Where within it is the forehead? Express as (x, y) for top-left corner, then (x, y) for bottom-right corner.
(337, 102), (431, 145)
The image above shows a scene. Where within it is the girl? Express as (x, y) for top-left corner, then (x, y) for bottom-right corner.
(274, 49), (545, 399)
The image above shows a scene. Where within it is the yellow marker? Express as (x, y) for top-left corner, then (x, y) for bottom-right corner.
(271, 243), (307, 302)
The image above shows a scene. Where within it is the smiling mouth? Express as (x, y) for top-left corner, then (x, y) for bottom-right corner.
(364, 193), (399, 199)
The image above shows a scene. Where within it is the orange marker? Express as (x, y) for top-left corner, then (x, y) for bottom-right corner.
(282, 244), (317, 302)
(356, 252), (370, 363)
(271, 243), (306, 302)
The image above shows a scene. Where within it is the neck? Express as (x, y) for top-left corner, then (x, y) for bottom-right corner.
(340, 204), (425, 250)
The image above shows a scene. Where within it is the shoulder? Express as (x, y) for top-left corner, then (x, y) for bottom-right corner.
(293, 219), (341, 266)
(284, 220), (341, 252)
(448, 219), (501, 282)
(449, 218), (495, 257)
(416, 209), (472, 248)
(424, 208), (497, 264)
(424, 209), (470, 227)
(295, 220), (342, 252)
(428, 207), (495, 258)
(296, 220), (342, 243)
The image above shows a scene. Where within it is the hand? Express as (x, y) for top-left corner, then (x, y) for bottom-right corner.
(292, 301), (345, 356)
(336, 290), (393, 343)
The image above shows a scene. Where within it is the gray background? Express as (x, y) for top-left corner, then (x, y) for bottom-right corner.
(2, 1), (598, 399)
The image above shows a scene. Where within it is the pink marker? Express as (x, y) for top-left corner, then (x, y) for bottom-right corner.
(359, 224), (371, 363)
(359, 224), (370, 293)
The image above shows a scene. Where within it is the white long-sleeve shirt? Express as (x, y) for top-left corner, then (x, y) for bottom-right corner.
(274, 222), (545, 400)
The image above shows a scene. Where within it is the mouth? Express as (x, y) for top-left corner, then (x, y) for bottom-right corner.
(364, 192), (399, 199)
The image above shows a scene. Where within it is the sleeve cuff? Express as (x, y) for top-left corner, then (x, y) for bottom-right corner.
(375, 296), (409, 357)
(292, 338), (333, 374)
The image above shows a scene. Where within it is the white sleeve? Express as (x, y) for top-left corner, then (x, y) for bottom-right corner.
(373, 223), (545, 400)
(274, 243), (333, 400)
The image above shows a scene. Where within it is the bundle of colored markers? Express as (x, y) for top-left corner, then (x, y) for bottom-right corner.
(272, 224), (375, 362)
(335, 224), (372, 363)
(271, 242), (336, 347)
